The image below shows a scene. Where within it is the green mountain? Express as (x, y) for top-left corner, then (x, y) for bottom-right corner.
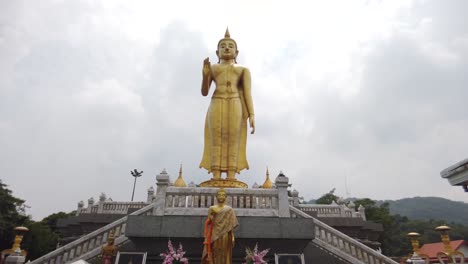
(383, 197), (468, 225)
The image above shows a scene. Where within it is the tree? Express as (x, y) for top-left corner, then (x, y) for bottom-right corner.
(0, 180), (29, 251)
(41, 211), (73, 233)
(22, 212), (74, 260)
(316, 189), (339, 205)
(0, 180), (72, 260)
(354, 198), (405, 256)
(22, 222), (58, 260)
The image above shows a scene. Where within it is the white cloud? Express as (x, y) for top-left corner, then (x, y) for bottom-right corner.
(1, 0), (468, 220)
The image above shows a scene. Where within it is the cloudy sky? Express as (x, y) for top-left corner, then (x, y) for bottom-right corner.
(1, 0), (468, 220)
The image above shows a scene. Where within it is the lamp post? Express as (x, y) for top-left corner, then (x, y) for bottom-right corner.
(1, 227), (29, 264)
(406, 232), (429, 264)
(435, 225), (465, 264)
(130, 169), (143, 202)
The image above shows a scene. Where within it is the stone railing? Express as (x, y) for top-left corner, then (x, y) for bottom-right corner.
(290, 206), (397, 264)
(162, 186), (280, 217)
(153, 169), (293, 217)
(30, 204), (154, 264)
(76, 189), (154, 216)
(297, 203), (365, 219)
(101, 202), (148, 214)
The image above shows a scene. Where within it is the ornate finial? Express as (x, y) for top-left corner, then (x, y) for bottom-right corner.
(225, 27), (230, 38)
(262, 166), (273, 189)
(101, 229), (118, 260)
(174, 164), (187, 187)
(108, 229), (115, 241)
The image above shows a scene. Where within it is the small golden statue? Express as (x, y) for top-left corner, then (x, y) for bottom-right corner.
(199, 28), (255, 188)
(100, 230), (118, 264)
(202, 188), (239, 264)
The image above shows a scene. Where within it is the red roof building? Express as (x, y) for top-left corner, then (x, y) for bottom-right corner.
(419, 240), (468, 263)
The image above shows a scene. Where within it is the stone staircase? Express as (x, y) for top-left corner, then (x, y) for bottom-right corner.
(290, 206), (398, 264)
(30, 171), (398, 264)
(30, 204), (397, 264)
(29, 204), (154, 264)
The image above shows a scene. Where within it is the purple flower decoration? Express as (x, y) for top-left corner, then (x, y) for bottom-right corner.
(242, 243), (270, 264)
(160, 240), (189, 264)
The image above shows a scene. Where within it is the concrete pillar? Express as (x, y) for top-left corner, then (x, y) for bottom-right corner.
(87, 197), (94, 213)
(291, 189), (300, 207)
(76, 200), (84, 216)
(97, 193), (106, 213)
(358, 204), (366, 221)
(405, 253), (426, 264)
(147, 186), (155, 203)
(153, 169), (170, 216)
(5, 250), (25, 264)
(275, 171), (291, 218)
(340, 204), (348, 217)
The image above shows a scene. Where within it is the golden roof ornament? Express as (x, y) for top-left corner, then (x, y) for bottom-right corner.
(100, 229), (118, 260)
(1, 227), (28, 258)
(217, 27), (237, 49)
(174, 164), (187, 187)
(262, 167), (273, 189)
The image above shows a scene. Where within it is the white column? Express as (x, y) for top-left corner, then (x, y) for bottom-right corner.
(153, 169), (170, 216)
(275, 171), (291, 218)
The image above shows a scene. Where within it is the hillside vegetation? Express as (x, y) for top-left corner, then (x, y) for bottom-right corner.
(383, 197), (468, 225)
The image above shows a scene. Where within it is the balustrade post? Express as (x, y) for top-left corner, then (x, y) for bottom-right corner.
(291, 189), (300, 207)
(147, 186), (155, 203)
(87, 197), (94, 214)
(97, 193), (106, 214)
(275, 172), (291, 217)
(153, 169), (170, 216)
(76, 201), (84, 216)
(358, 204), (366, 221)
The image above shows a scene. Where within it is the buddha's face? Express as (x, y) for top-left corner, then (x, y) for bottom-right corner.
(216, 190), (227, 203)
(217, 39), (238, 60)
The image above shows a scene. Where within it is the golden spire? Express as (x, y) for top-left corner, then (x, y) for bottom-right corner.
(225, 27), (230, 38)
(261, 166), (273, 189)
(407, 232), (421, 255)
(174, 164), (187, 187)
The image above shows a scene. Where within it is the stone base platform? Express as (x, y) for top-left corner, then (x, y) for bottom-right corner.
(199, 178), (248, 188)
(122, 215), (316, 264)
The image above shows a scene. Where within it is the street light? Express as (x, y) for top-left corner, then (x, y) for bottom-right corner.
(406, 232), (429, 264)
(435, 225), (465, 264)
(130, 169), (143, 202)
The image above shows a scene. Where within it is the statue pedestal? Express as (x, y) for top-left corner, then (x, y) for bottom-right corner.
(199, 178), (248, 188)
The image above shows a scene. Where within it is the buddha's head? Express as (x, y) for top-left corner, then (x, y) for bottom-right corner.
(216, 188), (227, 203)
(217, 28), (238, 62)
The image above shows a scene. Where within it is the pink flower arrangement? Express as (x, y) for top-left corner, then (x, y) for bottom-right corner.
(243, 243), (270, 264)
(160, 240), (189, 264)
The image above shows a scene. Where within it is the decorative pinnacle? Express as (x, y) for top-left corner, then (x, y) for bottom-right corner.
(174, 163), (187, 187)
(225, 27), (230, 38)
(262, 166), (273, 189)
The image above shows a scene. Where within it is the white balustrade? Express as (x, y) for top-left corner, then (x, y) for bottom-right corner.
(162, 187), (280, 217)
(290, 206), (397, 264)
(29, 204), (154, 264)
(297, 203), (365, 219)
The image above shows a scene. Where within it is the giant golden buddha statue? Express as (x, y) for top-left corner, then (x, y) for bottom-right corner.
(199, 29), (255, 188)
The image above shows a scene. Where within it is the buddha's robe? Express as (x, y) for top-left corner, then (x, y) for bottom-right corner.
(199, 64), (252, 173)
(202, 206), (239, 264)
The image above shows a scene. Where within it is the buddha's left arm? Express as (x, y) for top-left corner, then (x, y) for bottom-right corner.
(242, 68), (254, 118)
(242, 68), (255, 134)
